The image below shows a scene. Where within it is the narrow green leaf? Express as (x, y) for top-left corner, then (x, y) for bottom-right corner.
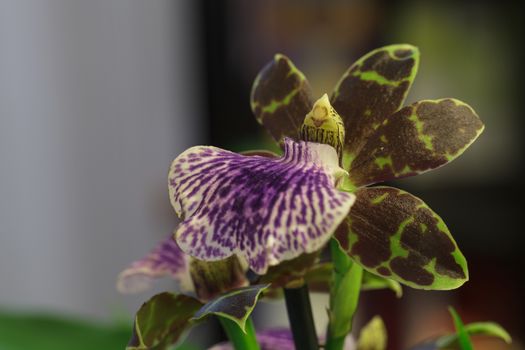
(436, 322), (512, 348)
(218, 317), (260, 350)
(335, 186), (468, 290)
(328, 238), (363, 339)
(250, 54), (313, 144)
(464, 322), (512, 344)
(330, 44), (420, 172)
(191, 284), (269, 332)
(127, 293), (202, 350)
(348, 99), (484, 187)
(448, 307), (473, 350)
(356, 316), (387, 350)
(361, 271), (403, 298)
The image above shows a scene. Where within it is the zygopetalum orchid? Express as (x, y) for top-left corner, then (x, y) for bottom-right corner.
(118, 44), (485, 350)
(250, 44), (483, 291)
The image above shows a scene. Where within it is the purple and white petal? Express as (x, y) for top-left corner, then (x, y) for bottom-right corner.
(116, 235), (193, 294)
(169, 138), (356, 274)
(208, 328), (356, 350)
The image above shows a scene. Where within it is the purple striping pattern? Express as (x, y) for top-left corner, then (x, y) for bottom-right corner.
(116, 235), (193, 294)
(169, 138), (355, 274)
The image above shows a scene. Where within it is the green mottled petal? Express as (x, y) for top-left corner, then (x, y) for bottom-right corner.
(335, 186), (468, 290)
(348, 99), (484, 187)
(330, 44), (419, 171)
(251, 54), (313, 143)
(356, 316), (387, 350)
(127, 293), (202, 350)
(192, 284), (269, 332)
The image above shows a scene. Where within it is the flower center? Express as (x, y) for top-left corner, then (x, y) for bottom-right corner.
(300, 93), (345, 164)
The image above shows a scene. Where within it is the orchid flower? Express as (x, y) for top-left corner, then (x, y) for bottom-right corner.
(118, 44), (485, 350)
(250, 44), (483, 291)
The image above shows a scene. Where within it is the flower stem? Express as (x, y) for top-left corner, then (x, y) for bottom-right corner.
(284, 284), (319, 350)
(218, 316), (260, 350)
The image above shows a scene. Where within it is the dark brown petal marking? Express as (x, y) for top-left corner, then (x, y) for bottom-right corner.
(336, 186), (468, 290)
(348, 99), (484, 187)
(250, 54), (313, 143)
(330, 44), (419, 169)
(377, 266), (392, 276)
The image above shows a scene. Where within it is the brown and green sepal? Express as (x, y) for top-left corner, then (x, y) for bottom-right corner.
(330, 44), (420, 170)
(348, 99), (484, 187)
(335, 186), (468, 290)
(250, 54), (313, 144)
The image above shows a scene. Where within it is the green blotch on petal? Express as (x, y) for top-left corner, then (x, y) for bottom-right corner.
(389, 216), (413, 259)
(409, 113), (434, 151)
(260, 87), (301, 114)
(371, 192), (389, 205)
(374, 156), (392, 170)
(352, 70), (402, 86)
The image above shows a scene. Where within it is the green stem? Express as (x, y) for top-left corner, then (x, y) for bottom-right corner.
(325, 238), (363, 350)
(284, 284), (319, 350)
(218, 317), (260, 350)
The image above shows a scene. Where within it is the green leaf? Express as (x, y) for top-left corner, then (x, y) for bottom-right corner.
(127, 293), (202, 350)
(448, 307), (473, 350)
(328, 238), (363, 339)
(335, 186), (468, 290)
(361, 271), (403, 298)
(295, 262), (403, 298)
(192, 284), (269, 332)
(436, 321), (512, 348)
(348, 99), (484, 187)
(356, 316), (387, 350)
(250, 54), (313, 144)
(463, 322), (512, 344)
(330, 44), (419, 173)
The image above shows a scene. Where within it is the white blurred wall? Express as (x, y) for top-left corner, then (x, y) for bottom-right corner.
(0, 0), (203, 319)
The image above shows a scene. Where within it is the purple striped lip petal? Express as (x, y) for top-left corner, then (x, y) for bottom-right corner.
(116, 235), (194, 294)
(169, 138), (356, 274)
(208, 328), (356, 350)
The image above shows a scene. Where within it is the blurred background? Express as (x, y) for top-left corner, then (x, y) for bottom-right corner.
(0, 0), (523, 349)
